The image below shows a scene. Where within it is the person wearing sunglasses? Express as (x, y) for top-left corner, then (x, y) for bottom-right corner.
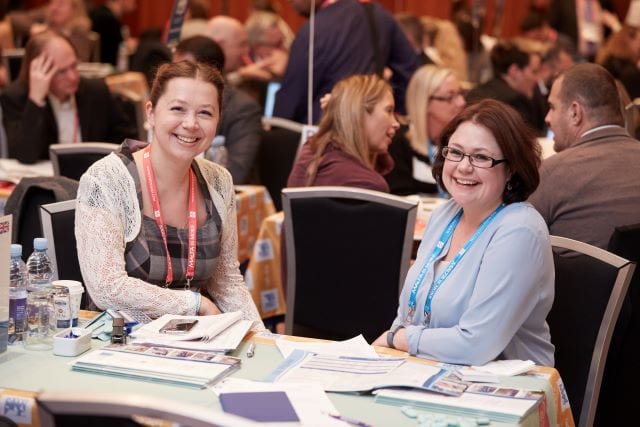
(374, 99), (555, 367)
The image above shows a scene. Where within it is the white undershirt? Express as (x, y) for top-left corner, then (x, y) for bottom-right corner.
(48, 95), (82, 144)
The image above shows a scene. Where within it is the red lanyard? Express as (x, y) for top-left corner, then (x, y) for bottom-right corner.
(72, 112), (79, 143)
(142, 145), (197, 288)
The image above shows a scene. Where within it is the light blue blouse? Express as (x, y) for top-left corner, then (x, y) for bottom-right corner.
(392, 199), (555, 366)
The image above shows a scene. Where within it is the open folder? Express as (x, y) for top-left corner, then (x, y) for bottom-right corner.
(130, 311), (251, 353)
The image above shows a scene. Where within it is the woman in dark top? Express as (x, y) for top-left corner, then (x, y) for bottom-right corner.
(287, 74), (399, 192)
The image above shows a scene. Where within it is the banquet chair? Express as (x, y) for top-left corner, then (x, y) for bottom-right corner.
(4, 177), (78, 261)
(548, 235), (635, 427)
(39, 200), (79, 283)
(257, 117), (304, 211)
(39, 200), (93, 309)
(49, 142), (119, 181)
(282, 186), (417, 342)
(36, 391), (259, 427)
(595, 223), (640, 425)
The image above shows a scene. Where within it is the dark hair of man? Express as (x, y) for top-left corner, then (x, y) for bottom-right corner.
(18, 30), (78, 85)
(490, 41), (530, 77)
(432, 99), (541, 204)
(558, 63), (624, 127)
(150, 61), (225, 114)
(520, 10), (547, 33)
(175, 35), (226, 72)
(542, 40), (574, 65)
(188, 0), (211, 19)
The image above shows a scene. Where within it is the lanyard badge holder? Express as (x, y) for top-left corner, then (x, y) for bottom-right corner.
(406, 205), (505, 326)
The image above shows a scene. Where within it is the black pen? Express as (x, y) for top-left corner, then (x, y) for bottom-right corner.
(246, 342), (255, 358)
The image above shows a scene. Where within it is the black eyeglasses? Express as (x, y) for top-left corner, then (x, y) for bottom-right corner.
(442, 147), (508, 169)
(429, 91), (464, 103)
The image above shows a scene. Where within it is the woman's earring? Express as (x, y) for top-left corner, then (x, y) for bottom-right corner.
(506, 181), (513, 191)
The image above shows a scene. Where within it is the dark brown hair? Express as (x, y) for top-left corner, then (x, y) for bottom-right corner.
(557, 63), (624, 127)
(432, 99), (541, 204)
(149, 60), (225, 113)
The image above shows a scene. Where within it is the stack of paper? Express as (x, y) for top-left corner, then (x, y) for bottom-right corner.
(375, 384), (543, 424)
(70, 344), (241, 388)
(130, 311), (251, 353)
(457, 360), (535, 383)
(267, 350), (468, 396)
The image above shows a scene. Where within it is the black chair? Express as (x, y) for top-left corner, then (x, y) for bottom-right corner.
(595, 223), (640, 425)
(36, 391), (257, 427)
(282, 186), (417, 342)
(39, 199), (97, 310)
(548, 235), (635, 427)
(39, 200), (80, 283)
(49, 142), (119, 181)
(4, 177), (78, 261)
(257, 117), (303, 211)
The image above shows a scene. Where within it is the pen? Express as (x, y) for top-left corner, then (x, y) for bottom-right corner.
(246, 342), (255, 358)
(326, 413), (373, 427)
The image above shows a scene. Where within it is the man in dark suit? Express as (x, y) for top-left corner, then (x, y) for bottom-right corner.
(0, 30), (136, 164)
(466, 41), (546, 134)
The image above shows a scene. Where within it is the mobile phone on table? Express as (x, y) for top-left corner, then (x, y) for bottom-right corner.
(159, 319), (199, 334)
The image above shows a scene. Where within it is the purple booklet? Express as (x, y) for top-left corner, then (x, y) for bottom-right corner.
(219, 391), (299, 422)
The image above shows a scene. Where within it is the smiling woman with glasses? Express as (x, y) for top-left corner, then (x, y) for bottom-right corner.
(385, 65), (466, 196)
(374, 99), (555, 368)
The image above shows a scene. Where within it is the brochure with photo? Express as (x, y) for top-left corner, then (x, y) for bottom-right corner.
(266, 350), (468, 396)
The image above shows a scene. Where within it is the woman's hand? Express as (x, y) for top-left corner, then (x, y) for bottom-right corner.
(372, 329), (409, 352)
(197, 295), (222, 315)
(372, 331), (390, 347)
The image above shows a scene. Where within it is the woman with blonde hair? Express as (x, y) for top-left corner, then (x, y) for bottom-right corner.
(386, 65), (465, 195)
(287, 74), (399, 191)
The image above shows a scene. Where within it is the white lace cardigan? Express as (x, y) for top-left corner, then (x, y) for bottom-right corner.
(75, 152), (264, 329)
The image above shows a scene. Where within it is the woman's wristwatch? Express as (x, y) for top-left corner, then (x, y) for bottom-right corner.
(386, 325), (405, 349)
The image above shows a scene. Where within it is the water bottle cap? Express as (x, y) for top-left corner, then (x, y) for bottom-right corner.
(211, 135), (226, 147)
(10, 244), (22, 257)
(33, 237), (49, 250)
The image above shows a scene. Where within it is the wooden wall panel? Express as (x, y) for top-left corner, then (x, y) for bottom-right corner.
(19, 0), (637, 39)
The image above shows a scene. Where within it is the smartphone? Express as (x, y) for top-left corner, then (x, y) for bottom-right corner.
(159, 319), (199, 334)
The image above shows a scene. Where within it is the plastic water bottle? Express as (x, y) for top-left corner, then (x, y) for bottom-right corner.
(25, 238), (55, 344)
(26, 238), (54, 293)
(208, 135), (228, 167)
(8, 244), (27, 344)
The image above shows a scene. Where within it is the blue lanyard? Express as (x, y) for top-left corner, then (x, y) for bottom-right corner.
(407, 204), (505, 324)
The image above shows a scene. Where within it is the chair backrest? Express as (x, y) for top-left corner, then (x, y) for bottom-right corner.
(282, 186), (417, 342)
(39, 200), (79, 283)
(87, 31), (101, 63)
(36, 391), (259, 427)
(595, 223), (640, 424)
(258, 117), (304, 211)
(4, 177), (78, 260)
(49, 142), (119, 181)
(548, 235), (635, 427)
(2, 48), (24, 82)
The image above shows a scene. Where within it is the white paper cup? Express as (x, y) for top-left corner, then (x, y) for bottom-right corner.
(51, 280), (84, 327)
